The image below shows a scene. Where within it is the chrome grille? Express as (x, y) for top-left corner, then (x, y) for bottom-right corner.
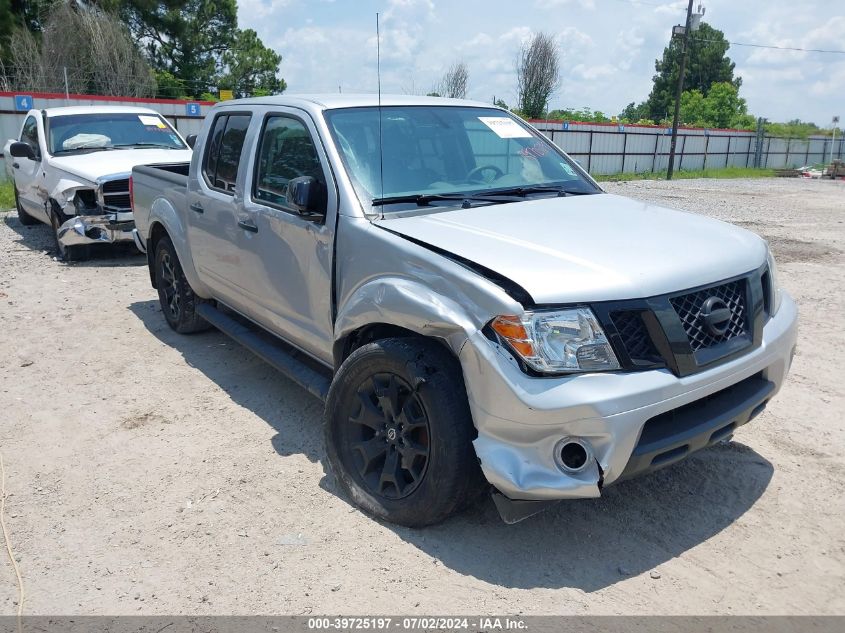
(100, 178), (131, 210)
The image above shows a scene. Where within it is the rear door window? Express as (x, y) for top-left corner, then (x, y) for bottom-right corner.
(202, 113), (251, 194)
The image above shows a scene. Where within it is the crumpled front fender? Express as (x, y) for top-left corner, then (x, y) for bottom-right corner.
(334, 276), (479, 360)
(49, 178), (95, 211)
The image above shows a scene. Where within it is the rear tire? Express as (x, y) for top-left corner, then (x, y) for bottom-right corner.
(325, 338), (484, 527)
(14, 186), (38, 226)
(154, 235), (210, 334)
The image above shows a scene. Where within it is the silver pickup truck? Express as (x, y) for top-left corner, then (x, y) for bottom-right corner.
(131, 95), (798, 526)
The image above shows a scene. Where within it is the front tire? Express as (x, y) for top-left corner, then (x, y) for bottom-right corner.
(325, 338), (484, 527)
(154, 235), (210, 333)
(14, 187), (38, 226)
(49, 203), (86, 262)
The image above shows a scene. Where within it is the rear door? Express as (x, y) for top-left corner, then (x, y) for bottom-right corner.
(233, 109), (337, 362)
(186, 111), (253, 306)
(13, 115), (49, 222)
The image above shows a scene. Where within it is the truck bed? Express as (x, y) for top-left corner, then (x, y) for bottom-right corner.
(131, 162), (191, 242)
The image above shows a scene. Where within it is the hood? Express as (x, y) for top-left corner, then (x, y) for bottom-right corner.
(376, 193), (767, 305)
(49, 148), (193, 182)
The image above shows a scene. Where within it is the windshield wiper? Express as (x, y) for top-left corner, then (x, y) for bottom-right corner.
(53, 145), (115, 154)
(111, 143), (177, 149)
(483, 185), (595, 197)
(371, 193), (511, 207)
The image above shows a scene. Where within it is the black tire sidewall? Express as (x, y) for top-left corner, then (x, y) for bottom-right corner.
(154, 236), (207, 333)
(325, 338), (481, 527)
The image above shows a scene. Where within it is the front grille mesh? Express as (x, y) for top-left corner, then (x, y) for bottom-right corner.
(670, 279), (748, 351)
(611, 311), (660, 362)
(103, 194), (131, 209)
(101, 178), (131, 210)
(102, 178), (129, 194)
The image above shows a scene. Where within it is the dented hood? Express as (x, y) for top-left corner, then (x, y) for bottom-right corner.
(377, 193), (768, 304)
(49, 148), (193, 183)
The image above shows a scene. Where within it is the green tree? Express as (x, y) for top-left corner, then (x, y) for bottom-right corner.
(679, 82), (753, 129)
(118, 0), (239, 96)
(619, 101), (649, 123)
(645, 23), (740, 122)
(220, 28), (285, 97)
(154, 69), (188, 99)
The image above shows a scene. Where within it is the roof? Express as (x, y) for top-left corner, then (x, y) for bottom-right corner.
(213, 93), (496, 110)
(42, 105), (160, 117)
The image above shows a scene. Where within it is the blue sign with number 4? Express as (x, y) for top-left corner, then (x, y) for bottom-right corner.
(15, 95), (33, 111)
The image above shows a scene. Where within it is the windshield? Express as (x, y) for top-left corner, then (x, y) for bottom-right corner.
(47, 112), (187, 154)
(324, 105), (599, 210)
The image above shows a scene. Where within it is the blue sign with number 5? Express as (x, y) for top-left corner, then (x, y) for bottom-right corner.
(185, 102), (201, 117)
(15, 95), (33, 111)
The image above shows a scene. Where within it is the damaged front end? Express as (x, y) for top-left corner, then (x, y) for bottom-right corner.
(54, 174), (136, 249)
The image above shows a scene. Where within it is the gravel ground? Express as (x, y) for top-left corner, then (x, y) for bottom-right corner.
(0, 177), (843, 615)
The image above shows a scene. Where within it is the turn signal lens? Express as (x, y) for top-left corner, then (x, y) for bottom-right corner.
(491, 316), (536, 357)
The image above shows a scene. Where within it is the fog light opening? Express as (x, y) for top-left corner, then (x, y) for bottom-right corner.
(554, 438), (593, 473)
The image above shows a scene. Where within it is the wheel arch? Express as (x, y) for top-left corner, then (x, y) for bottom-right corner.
(332, 277), (482, 369)
(144, 205), (210, 298)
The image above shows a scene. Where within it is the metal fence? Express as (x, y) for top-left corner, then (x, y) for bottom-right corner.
(533, 121), (845, 175)
(2, 91), (843, 179)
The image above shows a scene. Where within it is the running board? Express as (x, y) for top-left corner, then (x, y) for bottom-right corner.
(197, 303), (331, 402)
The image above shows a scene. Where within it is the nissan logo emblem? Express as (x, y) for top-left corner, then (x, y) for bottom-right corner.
(699, 297), (732, 337)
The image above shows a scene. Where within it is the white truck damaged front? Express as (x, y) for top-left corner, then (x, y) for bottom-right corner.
(49, 171), (134, 249)
(5, 106), (192, 260)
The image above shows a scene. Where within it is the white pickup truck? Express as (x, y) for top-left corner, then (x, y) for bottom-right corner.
(4, 105), (192, 260)
(131, 95), (798, 526)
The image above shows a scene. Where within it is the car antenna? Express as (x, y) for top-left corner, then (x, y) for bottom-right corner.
(376, 12), (385, 220)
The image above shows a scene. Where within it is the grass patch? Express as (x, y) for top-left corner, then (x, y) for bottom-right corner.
(595, 167), (776, 182)
(0, 179), (14, 210)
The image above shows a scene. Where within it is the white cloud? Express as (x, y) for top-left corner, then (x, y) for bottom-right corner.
(238, 0), (845, 124)
(535, 0), (595, 9)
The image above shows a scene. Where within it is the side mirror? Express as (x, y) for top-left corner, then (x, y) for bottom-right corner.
(185, 134), (197, 149)
(286, 176), (326, 218)
(9, 141), (37, 160)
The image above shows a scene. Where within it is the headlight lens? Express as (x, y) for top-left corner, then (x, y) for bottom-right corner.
(766, 247), (782, 315)
(491, 308), (620, 374)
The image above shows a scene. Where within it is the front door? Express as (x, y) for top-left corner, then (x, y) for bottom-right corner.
(234, 110), (337, 363)
(13, 115), (48, 222)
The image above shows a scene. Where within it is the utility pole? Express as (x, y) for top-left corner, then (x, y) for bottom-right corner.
(831, 116), (840, 164)
(667, 0), (695, 180)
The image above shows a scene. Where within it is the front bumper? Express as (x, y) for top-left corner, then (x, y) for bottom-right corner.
(460, 292), (798, 502)
(57, 212), (136, 248)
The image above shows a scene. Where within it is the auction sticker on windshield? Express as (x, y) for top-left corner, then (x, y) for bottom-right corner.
(478, 116), (532, 138)
(139, 115), (166, 128)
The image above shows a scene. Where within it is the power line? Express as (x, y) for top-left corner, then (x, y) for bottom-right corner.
(724, 41), (845, 55)
(606, 2), (845, 54)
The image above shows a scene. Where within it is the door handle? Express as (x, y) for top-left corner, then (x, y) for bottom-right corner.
(189, 202), (204, 214)
(238, 219), (258, 233)
(12, 162), (19, 169)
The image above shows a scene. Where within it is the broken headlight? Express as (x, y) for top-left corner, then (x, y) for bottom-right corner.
(491, 308), (620, 374)
(73, 190), (98, 214)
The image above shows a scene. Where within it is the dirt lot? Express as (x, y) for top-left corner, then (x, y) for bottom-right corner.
(0, 177), (843, 615)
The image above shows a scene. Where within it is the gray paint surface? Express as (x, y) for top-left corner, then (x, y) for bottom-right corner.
(131, 94), (799, 504)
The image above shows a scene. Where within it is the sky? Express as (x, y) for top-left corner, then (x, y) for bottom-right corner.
(238, 0), (845, 126)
